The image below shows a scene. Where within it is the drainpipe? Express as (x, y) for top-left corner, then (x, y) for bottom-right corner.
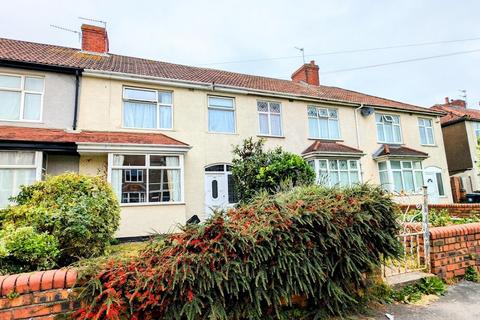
(72, 70), (80, 131)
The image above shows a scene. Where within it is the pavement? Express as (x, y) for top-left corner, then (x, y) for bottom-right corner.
(370, 281), (480, 320)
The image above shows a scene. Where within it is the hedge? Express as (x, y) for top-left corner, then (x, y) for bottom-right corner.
(74, 184), (401, 319)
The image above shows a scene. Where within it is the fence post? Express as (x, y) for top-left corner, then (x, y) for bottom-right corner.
(422, 186), (431, 272)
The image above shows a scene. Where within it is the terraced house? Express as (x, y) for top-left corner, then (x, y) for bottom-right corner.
(0, 25), (452, 238)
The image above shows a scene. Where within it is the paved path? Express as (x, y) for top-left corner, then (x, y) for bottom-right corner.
(375, 281), (480, 320)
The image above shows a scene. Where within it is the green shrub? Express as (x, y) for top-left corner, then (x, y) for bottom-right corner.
(0, 173), (120, 272)
(465, 266), (479, 282)
(391, 276), (445, 303)
(74, 184), (401, 319)
(0, 226), (59, 274)
(232, 138), (315, 202)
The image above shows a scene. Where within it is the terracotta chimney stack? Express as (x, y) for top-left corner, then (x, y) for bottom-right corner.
(291, 60), (320, 86)
(81, 24), (109, 54)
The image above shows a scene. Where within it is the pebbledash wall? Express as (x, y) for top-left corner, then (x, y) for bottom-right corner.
(0, 269), (78, 319)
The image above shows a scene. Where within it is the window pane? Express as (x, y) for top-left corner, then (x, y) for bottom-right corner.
(208, 109), (235, 133)
(436, 172), (445, 196)
(318, 118), (328, 138)
(209, 97), (233, 108)
(0, 168), (36, 208)
(339, 171), (349, 186)
(328, 119), (340, 139)
(257, 101), (268, 112)
(0, 151), (35, 165)
(393, 125), (401, 143)
(339, 160), (348, 170)
(415, 171), (424, 190)
(385, 124), (394, 142)
(349, 161), (358, 170)
(270, 114), (282, 136)
(23, 93), (41, 120)
(124, 102), (157, 128)
(393, 171), (403, 192)
(378, 161), (387, 171)
(391, 161), (401, 169)
(426, 128), (434, 144)
(227, 174), (239, 204)
(25, 77), (44, 92)
(402, 161), (412, 169)
(376, 124), (385, 141)
(205, 164), (225, 172)
(329, 160), (338, 170)
(403, 171), (415, 191)
(0, 75), (21, 89)
(318, 160), (327, 170)
(307, 106), (317, 117)
(158, 91), (172, 104)
(113, 154), (145, 166)
(330, 172), (339, 185)
(149, 169), (181, 202)
(269, 102), (281, 113)
(150, 155), (179, 167)
(419, 127), (427, 144)
(309, 118), (319, 138)
(379, 171), (389, 188)
(159, 105), (172, 129)
(124, 88), (157, 101)
(350, 171), (359, 183)
(0, 90), (21, 120)
(259, 113), (269, 134)
(413, 161), (422, 169)
(211, 179), (218, 199)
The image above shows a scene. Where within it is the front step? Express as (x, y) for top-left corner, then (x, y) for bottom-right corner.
(386, 271), (435, 288)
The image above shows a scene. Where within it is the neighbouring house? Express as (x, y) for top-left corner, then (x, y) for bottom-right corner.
(0, 25), (452, 238)
(431, 97), (480, 195)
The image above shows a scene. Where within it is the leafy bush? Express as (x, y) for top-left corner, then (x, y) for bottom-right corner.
(0, 173), (120, 273)
(231, 138), (315, 202)
(465, 266), (479, 282)
(391, 276), (446, 303)
(74, 184), (401, 320)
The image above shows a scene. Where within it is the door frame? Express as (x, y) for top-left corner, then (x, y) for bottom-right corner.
(204, 163), (235, 216)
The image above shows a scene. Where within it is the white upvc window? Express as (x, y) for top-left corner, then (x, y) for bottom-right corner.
(308, 159), (361, 187)
(109, 154), (184, 205)
(378, 160), (424, 193)
(0, 73), (44, 122)
(418, 118), (435, 145)
(308, 106), (340, 139)
(123, 87), (173, 130)
(0, 151), (42, 208)
(257, 100), (282, 136)
(376, 113), (402, 144)
(208, 96), (236, 133)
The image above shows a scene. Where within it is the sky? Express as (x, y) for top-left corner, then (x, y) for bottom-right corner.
(1, 0), (479, 108)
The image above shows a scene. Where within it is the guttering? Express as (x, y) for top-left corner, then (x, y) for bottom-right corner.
(83, 69), (444, 116)
(76, 142), (192, 154)
(302, 151), (365, 159)
(0, 59), (81, 74)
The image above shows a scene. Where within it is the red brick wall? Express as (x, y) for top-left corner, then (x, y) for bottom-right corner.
(399, 203), (480, 218)
(429, 223), (480, 279)
(0, 269), (78, 319)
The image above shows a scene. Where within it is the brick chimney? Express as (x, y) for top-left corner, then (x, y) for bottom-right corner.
(81, 24), (109, 54)
(291, 60), (320, 86)
(443, 96), (466, 108)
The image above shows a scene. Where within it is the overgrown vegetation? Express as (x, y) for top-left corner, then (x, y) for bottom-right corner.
(231, 138), (315, 203)
(390, 277), (446, 303)
(465, 266), (479, 282)
(406, 208), (480, 227)
(0, 173), (120, 274)
(74, 184), (401, 320)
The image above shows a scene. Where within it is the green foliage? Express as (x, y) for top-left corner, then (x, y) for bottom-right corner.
(391, 276), (446, 303)
(465, 266), (479, 282)
(0, 173), (120, 273)
(74, 184), (401, 320)
(231, 138), (315, 202)
(407, 208), (480, 227)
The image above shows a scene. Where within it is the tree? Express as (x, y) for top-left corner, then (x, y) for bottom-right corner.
(231, 138), (315, 202)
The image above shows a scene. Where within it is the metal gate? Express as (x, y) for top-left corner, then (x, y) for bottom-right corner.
(383, 186), (431, 277)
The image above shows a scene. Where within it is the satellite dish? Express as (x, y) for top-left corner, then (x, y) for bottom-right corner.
(360, 106), (374, 117)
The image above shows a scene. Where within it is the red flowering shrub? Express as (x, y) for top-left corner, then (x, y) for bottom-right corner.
(74, 184), (400, 319)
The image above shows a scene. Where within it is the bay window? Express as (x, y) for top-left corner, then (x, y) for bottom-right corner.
(378, 160), (424, 193)
(110, 154), (183, 204)
(418, 118), (435, 145)
(308, 106), (340, 139)
(308, 159), (361, 186)
(0, 151), (42, 208)
(376, 114), (402, 143)
(257, 100), (282, 136)
(0, 74), (44, 121)
(123, 87), (173, 129)
(208, 96), (236, 133)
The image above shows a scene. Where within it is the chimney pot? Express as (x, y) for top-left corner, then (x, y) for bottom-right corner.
(445, 97), (450, 104)
(291, 60), (320, 86)
(81, 24), (109, 54)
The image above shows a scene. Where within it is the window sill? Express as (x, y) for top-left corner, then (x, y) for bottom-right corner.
(0, 119), (43, 123)
(257, 134), (285, 139)
(308, 137), (344, 142)
(122, 126), (175, 132)
(420, 144), (437, 147)
(120, 201), (186, 207)
(377, 142), (403, 145)
(206, 131), (238, 136)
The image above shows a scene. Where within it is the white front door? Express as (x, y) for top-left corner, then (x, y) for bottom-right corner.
(423, 167), (444, 204)
(204, 173), (228, 216)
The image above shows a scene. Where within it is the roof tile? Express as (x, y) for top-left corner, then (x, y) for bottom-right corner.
(302, 140), (363, 155)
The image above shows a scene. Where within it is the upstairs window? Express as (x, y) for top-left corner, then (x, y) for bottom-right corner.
(208, 96), (235, 133)
(0, 74), (44, 121)
(308, 106), (340, 139)
(418, 118), (435, 145)
(123, 87), (173, 129)
(376, 114), (402, 144)
(257, 100), (282, 136)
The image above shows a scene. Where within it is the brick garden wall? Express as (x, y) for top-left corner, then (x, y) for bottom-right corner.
(0, 269), (78, 319)
(399, 203), (480, 218)
(429, 223), (480, 279)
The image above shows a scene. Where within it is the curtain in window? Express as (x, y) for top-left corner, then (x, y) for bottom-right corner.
(23, 93), (41, 120)
(309, 118), (319, 138)
(166, 157), (181, 201)
(259, 113), (269, 134)
(208, 109), (234, 133)
(270, 114), (282, 136)
(329, 119), (340, 139)
(124, 102), (157, 128)
(0, 168), (35, 208)
(111, 169), (123, 202)
(0, 91), (21, 120)
(159, 106), (172, 129)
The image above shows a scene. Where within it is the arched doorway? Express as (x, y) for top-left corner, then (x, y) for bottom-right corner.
(204, 163), (238, 216)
